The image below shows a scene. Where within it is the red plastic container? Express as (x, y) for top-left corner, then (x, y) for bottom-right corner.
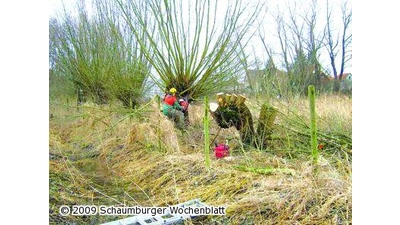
(214, 144), (229, 158)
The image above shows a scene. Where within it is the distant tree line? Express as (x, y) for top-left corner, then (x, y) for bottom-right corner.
(49, 0), (352, 109)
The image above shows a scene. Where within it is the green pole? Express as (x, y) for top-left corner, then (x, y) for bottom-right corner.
(308, 85), (318, 163)
(204, 96), (210, 169)
(157, 95), (162, 151)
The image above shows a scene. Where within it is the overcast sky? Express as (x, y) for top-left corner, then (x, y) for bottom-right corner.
(49, 0), (351, 74)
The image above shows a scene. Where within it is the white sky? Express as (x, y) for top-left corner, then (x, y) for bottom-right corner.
(49, 0), (351, 74)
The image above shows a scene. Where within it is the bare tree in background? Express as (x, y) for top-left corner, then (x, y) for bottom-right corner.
(339, 2), (352, 78)
(325, 0), (352, 92)
(286, 1), (330, 94)
(276, 12), (293, 98)
(303, 0), (326, 88)
(287, 4), (310, 95)
(253, 0), (351, 96)
(245, 23), (286, 98)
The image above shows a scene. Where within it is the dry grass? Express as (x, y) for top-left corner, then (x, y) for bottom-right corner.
(49, 94), (352, 224)
(270, 94), (352, 134)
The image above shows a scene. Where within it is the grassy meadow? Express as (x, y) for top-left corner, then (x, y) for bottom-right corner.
(49, 1), (352, 223)
(49, 87), (352, 224)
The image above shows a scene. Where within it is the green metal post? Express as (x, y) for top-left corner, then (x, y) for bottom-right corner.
(204, 96), (210, 169)
(308, 85), (318, 163)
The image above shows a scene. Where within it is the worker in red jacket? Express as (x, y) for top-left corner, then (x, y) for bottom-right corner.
(178, 98), (190, 126)
(162, 88), (185, 129)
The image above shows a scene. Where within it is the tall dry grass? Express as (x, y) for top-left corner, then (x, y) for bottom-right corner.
(49, 94), (351, 224)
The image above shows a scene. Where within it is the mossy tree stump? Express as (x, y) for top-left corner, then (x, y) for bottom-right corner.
(256, 104), (278, 148)
(210, 94), (255, 146)
(209, 93), (277, 149)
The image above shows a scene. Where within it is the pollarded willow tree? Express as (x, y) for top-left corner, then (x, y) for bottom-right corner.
(116, 0), (263, 116)
(50, 0), (152, 107)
